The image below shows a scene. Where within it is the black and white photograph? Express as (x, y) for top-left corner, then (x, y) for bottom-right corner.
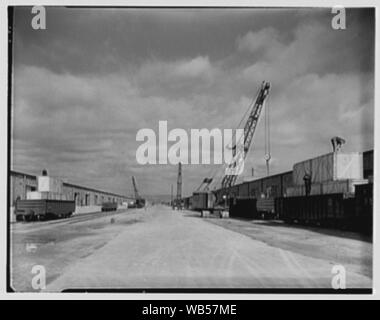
(5, 3), (376, 295)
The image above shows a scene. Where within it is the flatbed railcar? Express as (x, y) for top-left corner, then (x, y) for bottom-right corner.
(15, 199), (75, 221)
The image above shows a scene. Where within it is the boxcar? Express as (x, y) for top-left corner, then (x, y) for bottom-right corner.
(192, 192), (215, 211)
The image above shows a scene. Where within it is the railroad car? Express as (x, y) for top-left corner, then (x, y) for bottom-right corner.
(192, 149), (373, 231)
(229, 197), (258, 219)
(135, 198), (146, 208)
(275, 193), (353, 227)
(275, 183), (373, 234)
(101, 202), (118, 211)
(235, 171), (293, 218)
(192, 192), (214, 211)
(15, 199), (75, 221)
(211, 170), (293, 218)
(363, 150), (374, 180)
(354, 183), (373, 235)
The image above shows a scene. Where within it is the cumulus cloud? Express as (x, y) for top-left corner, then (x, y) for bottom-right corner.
(11, 8), (374, 196)
(237, 27), (285, 59)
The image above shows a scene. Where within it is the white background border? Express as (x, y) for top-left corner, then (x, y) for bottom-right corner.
(0, 0), (378, 300)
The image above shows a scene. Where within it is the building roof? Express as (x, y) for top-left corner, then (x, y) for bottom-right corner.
(10, 170), (130, 199)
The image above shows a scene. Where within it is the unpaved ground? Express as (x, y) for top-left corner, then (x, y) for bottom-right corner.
(204, 214), (372, 279)
(10, 206), (372, 292)
(10, 208), (147, 292)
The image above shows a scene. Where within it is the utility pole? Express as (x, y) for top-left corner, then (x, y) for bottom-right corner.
(176, 162), (182, 209)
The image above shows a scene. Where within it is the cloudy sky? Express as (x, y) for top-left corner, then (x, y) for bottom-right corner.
(11, 7), (374, 197)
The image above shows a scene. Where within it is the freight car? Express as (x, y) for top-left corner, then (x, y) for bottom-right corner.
(213, 171), (293, 219)
(229, 197), (258, 219)
(275, 183), (373, 234)
(275, 193), (352, 227)
(128, 198), (146, 209)
(191, 192), (215, 211)
(15, 199), (75, 221)
(191, 191), (228, 217)
(354, 183), (373, 235)
(101, 202), (118, 212)
(363, 150), (374, 180)
(136, 198), (146, 208)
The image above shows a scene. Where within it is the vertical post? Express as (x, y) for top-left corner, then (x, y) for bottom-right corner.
(170, 184), (173, 209)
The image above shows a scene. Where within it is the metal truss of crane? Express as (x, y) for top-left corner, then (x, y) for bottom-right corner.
(176, 162), (182, 201)
(221, 81), (271, 189)
(132, 176), (141, 200)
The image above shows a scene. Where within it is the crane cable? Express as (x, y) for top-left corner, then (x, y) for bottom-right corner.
(208, 87), (262, 190)
(264, 93), (271, 176)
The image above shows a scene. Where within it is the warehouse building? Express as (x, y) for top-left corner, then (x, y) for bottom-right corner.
(9, 170), (131, 217)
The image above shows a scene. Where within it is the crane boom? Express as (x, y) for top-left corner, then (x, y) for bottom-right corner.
(132, 176), (140, 200)
(221, 81), (270, 189)
(131, 176), (146, 208)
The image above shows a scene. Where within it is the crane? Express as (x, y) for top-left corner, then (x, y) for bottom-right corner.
(195, 177), (213, 192)
(221, 81), (271, 189)
(173, 162), (183, 209)
(192, 81), (271, 215)
(131, 176), (145, 208)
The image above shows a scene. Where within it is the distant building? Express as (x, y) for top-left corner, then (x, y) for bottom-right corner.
(9, 170), (130, 207)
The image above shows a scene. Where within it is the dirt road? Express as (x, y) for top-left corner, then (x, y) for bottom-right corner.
(10, 205), (371, 292)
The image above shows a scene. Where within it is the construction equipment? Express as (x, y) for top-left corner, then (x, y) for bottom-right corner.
(221, 81), (271, 189)
(193, 81), (271, 217)
(173, 162), (183, 210)
(195, 177), (213, 192)
(132, 176), (145, 208)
